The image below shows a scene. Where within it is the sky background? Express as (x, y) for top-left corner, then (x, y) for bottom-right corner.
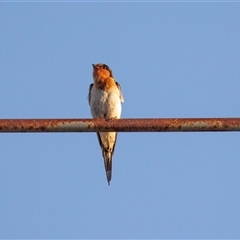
(0, 2), (240, 239)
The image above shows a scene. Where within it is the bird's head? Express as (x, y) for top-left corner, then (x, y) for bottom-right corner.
(92, 63), (113, 79)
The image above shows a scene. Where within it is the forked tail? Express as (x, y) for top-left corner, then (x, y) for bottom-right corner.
(103, 150), (113, 185)
(97, 132), (117, 185)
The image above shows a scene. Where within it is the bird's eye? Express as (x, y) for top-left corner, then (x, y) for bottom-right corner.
(102, 64), (108, 70)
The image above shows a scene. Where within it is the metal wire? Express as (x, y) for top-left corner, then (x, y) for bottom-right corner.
(0, 118), (240, 132)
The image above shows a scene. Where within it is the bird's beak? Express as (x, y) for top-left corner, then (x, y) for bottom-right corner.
(92, 64), (97, 69)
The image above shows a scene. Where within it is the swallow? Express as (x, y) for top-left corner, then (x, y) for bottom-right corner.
(88, 63), (124, 185)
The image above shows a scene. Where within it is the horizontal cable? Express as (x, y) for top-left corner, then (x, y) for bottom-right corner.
(0, 118), (240, 133)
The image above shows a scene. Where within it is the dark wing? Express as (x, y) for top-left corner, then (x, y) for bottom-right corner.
(88, 83), (94, 105)
(115, 82), (124, 103)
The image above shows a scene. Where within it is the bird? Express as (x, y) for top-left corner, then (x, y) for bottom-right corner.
(88, 63), (124, 185)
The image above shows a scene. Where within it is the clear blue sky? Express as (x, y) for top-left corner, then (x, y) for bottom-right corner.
(0, 2), (240, 238)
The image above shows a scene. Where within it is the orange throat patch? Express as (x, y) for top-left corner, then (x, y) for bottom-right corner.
(94, 77), (116, 91)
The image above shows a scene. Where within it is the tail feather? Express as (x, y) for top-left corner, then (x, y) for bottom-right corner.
(103, 150), (112, 185)
(97, 133), (117, 185)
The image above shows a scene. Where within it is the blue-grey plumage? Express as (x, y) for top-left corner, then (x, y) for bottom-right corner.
(88, 63), (124, 185)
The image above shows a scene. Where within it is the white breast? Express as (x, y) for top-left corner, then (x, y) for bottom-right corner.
(90, 86), (122, 119)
